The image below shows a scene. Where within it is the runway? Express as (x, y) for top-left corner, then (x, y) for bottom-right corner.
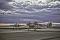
(0, 29), (60, 40)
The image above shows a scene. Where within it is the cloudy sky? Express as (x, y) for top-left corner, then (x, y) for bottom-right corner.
(0, 0), (13, 10)
(0, 0), (60, 23)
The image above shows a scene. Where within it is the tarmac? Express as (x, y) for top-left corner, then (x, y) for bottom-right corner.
(0, 31), (60, 40)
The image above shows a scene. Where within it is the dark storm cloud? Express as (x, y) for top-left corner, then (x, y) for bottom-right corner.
(0, 0), (12, 2)
(0, 0), (12, 10)
(6, 0), (12, 2)
(58, 0), (60, 1)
